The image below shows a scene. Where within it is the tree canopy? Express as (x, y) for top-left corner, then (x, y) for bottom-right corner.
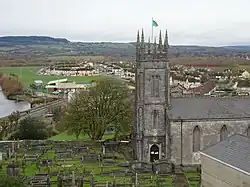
(62, 79), (132, 140)
(52, 105), (65, 123)
(0, 74), (23, 96)
(11, 117), (49, 140)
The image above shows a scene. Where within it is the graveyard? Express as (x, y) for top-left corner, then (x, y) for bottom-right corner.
(0, 140), (200, 187)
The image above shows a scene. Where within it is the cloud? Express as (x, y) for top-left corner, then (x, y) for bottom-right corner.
(0, 0), (249, 45)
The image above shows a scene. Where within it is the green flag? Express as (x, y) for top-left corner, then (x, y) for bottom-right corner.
(152, 19), (158, 27)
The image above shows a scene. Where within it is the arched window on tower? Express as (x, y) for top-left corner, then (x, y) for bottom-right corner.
(154, 75), (160, 97)
(151, 76), (154, 97)
(138, 74), (141, 99)
(151, 75), (160, 97)
(220, 125), (228, 141)
(138, 72), (143, 99)
(138, 107), (143, 132)
(152, 110), (159, 129)
(247, 125), (250, 137)
(193, 126), (201, 152)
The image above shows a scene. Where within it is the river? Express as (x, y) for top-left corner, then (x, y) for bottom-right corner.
(0, 89), (31, 118)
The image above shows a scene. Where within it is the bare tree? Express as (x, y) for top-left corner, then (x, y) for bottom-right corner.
(62, 79), (132, 140)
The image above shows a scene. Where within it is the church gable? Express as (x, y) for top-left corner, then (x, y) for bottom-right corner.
(170, 97), (250, 120)
(171, 83), (188, 97)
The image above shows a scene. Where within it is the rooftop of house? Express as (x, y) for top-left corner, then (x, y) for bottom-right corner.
(237, 80), (250, 88)
(187, 80), (215, 94)
(200, 135), (250, 174)
(47, 78), (68, 85)
(45, 82), (90, 89)
(34, 80), (43, 84)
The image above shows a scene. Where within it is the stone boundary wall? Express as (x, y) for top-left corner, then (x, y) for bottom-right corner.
(0, 139), (130, 150)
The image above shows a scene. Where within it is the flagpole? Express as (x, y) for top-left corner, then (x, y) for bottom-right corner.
(151, 17), (153, 43)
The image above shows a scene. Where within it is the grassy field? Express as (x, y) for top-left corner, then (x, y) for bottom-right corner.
(49, 132), (115, 141)
(0, 66), (104, 87)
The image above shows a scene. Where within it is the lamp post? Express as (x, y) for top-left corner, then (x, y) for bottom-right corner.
(177, 116), (183, 166)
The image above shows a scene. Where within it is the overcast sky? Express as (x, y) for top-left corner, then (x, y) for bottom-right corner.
(0, 0), (249, 46)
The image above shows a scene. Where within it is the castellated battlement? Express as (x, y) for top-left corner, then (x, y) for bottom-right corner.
(136, 29), (169, 62)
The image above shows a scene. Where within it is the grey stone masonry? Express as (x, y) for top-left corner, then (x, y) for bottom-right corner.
(132, 29), (250, 166)
(171, 119), (250, 165)
(133, 29), (171, 162)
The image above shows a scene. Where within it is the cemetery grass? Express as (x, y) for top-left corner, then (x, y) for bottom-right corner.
(185, 172), (201, 187)
(49, 132), (115, 141)
(48, 132), (201, 186)
(0, 142), (201, 187)
(0, 66), (104, 87)
(0, 149), (175, 187)
(47, 133), (201, 186)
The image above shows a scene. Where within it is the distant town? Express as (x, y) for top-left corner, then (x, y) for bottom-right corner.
(35, 60), (250, 100)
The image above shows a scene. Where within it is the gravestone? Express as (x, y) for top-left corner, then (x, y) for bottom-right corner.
(29, 173), (50, 187)
(129, 161), (152, 173)
(102, 159), (116, 166)
(73, 146), (88, 154)
(117, 161), (129, 168)
(56, 151), (72, 160)
(57, 175), (63, 187)
(24, 153), (39, 162)
(102, 141), (120, 154)
(154, 160), (174, 174)
(81, 153), (101, 163)
(40, 159), (53, 166)
(6, 162), (19, 177)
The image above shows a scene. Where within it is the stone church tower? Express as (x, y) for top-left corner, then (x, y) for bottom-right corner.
(133, 29), (171, 162)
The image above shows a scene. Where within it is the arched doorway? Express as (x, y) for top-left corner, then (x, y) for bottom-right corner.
(150, 144), (159, 162)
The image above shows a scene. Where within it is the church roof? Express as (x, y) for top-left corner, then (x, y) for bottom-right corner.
(170, 97), (250, 120)
(200, 135), (250, 174)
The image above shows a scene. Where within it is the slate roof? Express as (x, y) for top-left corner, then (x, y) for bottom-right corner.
(200, 135), (250, 174)
(170, 97), (250, 119)
(187, 80), (215, 95)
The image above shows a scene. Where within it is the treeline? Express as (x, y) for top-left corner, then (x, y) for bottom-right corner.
(0, 36), (69, 45)
(0, 73), (23, 97)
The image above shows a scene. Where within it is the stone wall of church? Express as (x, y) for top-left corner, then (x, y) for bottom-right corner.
(170, 119), (250, 165)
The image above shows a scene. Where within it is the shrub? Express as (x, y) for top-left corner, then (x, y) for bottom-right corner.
(0, 176), (26, 187)
(10, 117), (49, 140)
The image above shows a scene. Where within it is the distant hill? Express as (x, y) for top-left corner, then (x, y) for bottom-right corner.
(0, 36), (69, 46)
(0, 36), (250, 59)
(223, 45), (250, 52)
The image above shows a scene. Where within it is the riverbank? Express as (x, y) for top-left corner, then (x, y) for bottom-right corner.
(0, 93), (31, 118)
(7, 94), (30, 102)
(7, 93), (58, 105)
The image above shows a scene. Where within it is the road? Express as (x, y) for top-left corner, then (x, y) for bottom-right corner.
(6, 99), (66, 139)
(19, 98), (66, 119)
